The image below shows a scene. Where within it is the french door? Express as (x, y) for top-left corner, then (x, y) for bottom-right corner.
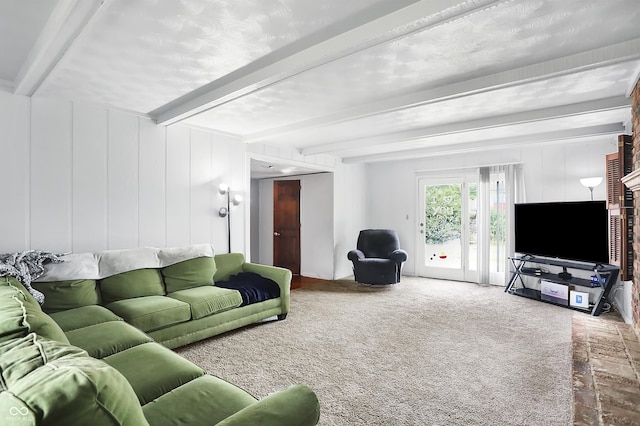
(417, 175), (478, 281)
(417, 168), (509, 285)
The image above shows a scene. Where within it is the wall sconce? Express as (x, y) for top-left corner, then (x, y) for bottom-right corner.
(218, 183), (242, 252)
(579, 177), (603, 201)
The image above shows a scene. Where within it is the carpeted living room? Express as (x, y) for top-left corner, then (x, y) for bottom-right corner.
(177, 277), (575, 425)
(2, 1), (640, 425)
(174, 276), (640, 425)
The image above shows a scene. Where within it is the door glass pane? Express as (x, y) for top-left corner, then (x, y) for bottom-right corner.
(490, 171), (506, 273)
(468, 182), (478, 271)
(424, 183), (462, 269)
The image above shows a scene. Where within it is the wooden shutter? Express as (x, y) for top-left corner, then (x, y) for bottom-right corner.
(606, 135), (634, 280)
(606, 153), (620, 208)
(609, 210), (620, 264)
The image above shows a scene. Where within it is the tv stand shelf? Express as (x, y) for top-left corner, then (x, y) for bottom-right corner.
(505, 256), (619, 316)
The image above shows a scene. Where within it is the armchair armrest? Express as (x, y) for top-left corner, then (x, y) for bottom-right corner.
(390, 249), (408, 263)
(214, 384), (320, 426)
(347, 249), (365, 262)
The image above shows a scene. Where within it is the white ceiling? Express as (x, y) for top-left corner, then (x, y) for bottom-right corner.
(2, 0), (639, 171)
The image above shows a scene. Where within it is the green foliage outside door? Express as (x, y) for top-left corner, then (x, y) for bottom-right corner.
(424, 184), (477, 244)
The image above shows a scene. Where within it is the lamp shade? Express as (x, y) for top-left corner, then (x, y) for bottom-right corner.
(579, 177), (603, 188)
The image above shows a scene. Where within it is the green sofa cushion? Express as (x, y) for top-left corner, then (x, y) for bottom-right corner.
(65, 320), (154, 359)
(161, 256), (216, 293)
(0, 277), (69, 345)
(99, 268), (165, 303)
(49, 305), (123, 332)
(0, 334), (149, 426)
(106, 296), (191, 332)
(103, 342), (204, 405)
(142, 374), (256, 425)
(32, 279), (101, 313)
(213, 253), (245, 281)
(148, 298), (282, 349)
(0, 334), (79, 384)
(167, 286), (242, 320)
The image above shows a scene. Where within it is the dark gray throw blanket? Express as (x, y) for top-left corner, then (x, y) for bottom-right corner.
(215, 272), (281, 306)
(0, 250), (67, 304)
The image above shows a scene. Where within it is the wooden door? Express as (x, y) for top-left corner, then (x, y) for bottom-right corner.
(273, 180), (301, 274)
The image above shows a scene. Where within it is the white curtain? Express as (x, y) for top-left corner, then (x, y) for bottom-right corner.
(478, 167), (491, 285)
(478, 164), (525, 285)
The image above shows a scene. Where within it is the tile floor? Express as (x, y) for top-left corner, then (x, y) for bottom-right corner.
(572, 311), (640, 425)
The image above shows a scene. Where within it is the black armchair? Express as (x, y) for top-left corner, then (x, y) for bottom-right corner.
(347, 229), (408, 285)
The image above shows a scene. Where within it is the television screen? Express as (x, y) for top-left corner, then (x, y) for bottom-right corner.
(514, 201), (609, 265)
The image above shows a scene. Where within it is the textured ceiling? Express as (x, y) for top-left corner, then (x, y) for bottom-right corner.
(36, 0), (381, 112)
(0, 0), (57, 84)
(2, 0), (639, 168)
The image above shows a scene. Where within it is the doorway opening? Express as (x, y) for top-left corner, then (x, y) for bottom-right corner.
(248, 157), (335, 280)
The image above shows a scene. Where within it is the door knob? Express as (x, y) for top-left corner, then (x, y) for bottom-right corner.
(274, 232), (280, 236)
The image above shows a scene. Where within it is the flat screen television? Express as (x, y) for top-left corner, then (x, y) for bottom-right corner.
(514, 200), (609, 265)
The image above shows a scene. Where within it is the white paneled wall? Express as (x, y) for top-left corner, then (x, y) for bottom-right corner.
(0, 92), (30, 250)
(30, 98), (73, 252)
(366, 139), (619, 276)
(190, 129), (214, 246)
(333, 162), (366, 279)
(73, 103), (108, 252)
(165, 125), (191, 248)
(108, 109), (139, 250)
(0, 92), (245, 254)
(300, 173), (334, 279)
(138, 116), (167, 248)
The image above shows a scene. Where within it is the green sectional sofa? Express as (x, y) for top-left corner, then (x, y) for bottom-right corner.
(0, 245), (320, 425)
(30, 245), (291, 349)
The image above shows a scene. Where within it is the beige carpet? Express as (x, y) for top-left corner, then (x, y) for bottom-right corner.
(175, 277), (573, 425)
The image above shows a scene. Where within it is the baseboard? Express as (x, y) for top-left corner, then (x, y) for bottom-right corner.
(335, 274), (354, 280)
(611, 280), (633, 324)
(300, 271), (334, 280)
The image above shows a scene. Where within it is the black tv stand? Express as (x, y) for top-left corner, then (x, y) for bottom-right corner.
(505, 256), (619, 316)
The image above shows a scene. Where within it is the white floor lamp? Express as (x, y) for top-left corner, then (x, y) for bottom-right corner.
(218, 183), (242, 253)
(579, 177), (603, 201)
